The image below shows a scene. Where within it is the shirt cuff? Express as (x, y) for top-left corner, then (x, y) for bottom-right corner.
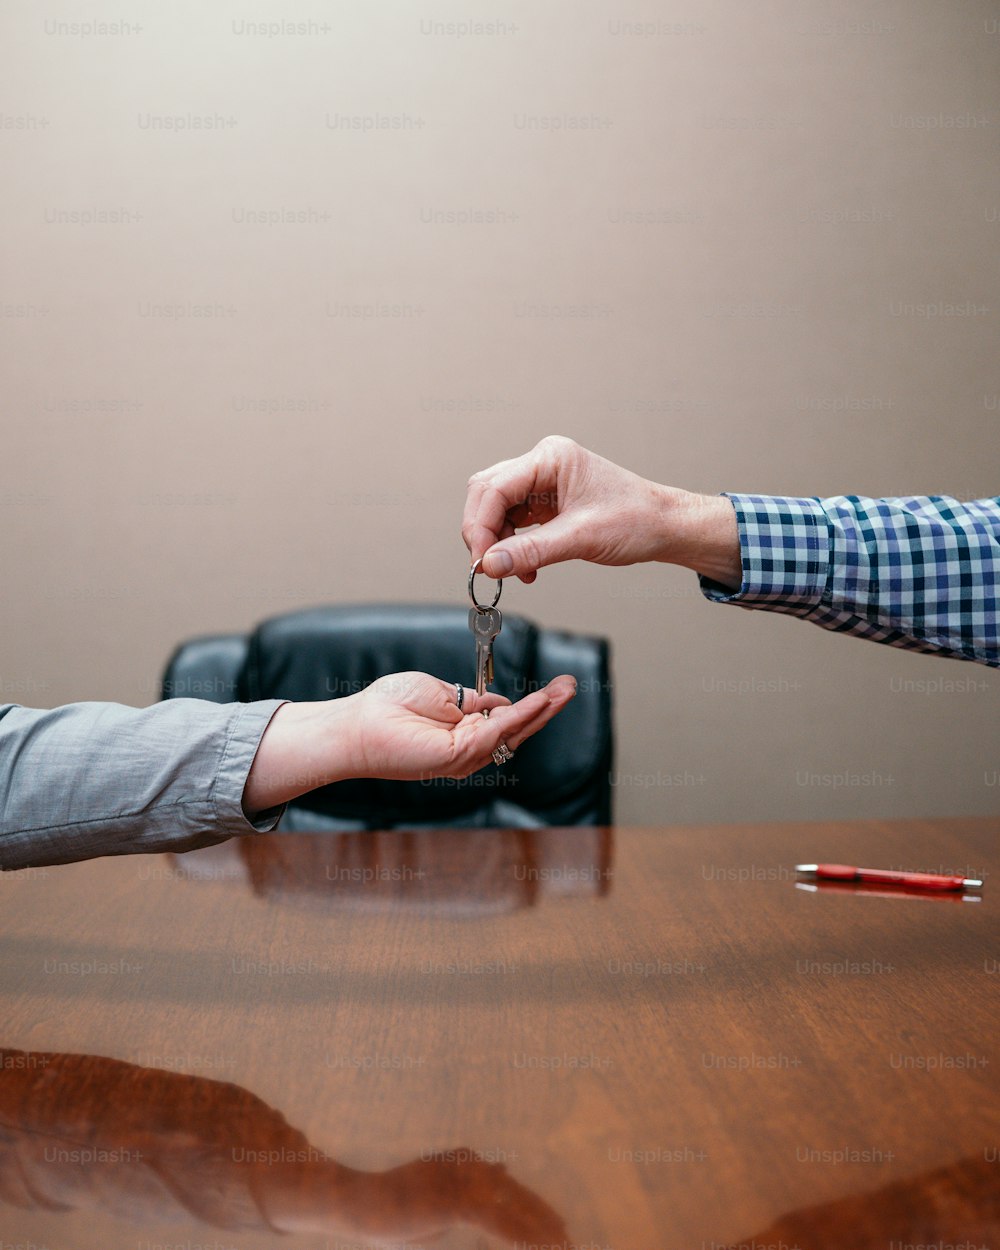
(699, 494), (833, 607)
(213, 699), (290, 835)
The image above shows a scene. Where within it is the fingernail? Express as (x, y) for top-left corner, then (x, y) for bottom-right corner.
(486, 549), (513, 576)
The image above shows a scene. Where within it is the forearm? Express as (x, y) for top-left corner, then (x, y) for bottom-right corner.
(0, 698), (289, 870)
(652, 488), (743, 588)
(241, 699), (358, 812)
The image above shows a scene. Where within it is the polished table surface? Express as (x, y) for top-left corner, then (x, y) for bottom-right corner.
(0, 817), (996, 1249)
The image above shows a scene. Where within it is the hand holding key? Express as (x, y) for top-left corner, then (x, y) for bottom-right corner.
(462, 434), (742, 589)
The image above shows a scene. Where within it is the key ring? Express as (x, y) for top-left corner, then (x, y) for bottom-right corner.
(468, 556), (503, 610)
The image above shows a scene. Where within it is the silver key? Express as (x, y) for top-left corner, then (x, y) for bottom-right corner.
(469, 605), (502, 696)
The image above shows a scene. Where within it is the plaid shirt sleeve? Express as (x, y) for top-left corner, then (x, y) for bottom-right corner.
(699, 494), (1000, 667)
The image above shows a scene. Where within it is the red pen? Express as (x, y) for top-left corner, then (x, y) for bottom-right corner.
(796, 864), (983, 892)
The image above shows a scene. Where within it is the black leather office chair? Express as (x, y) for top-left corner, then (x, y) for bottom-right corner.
(161, 604), (613, 829)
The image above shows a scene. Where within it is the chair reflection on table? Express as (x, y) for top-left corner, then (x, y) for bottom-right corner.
(166, 826), (615, 916)
(0, 1047), (567, 1246)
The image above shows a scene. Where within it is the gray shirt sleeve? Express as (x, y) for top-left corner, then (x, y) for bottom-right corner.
(0, 698), (290, 870)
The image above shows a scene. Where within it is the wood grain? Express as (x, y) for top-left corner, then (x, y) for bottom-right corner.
(0, 818), (996, 1249)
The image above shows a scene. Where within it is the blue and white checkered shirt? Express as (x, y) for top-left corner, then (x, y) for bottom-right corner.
(700, 494), (1000, 668)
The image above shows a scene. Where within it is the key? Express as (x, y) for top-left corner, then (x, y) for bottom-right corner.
(469, 605), (502, 696)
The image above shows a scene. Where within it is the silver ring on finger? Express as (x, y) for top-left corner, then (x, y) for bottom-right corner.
(492, 741), (514, 766)
(454, 682), (465, 712)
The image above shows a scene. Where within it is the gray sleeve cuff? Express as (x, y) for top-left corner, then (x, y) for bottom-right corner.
(212, 700), (289, 834)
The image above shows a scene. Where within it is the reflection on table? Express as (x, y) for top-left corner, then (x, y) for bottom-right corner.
(0, 1047), (567, 1246)
(166, 825), (615, 916)
(738, 1153), (999, 1247)
(1, 1046), (995, 1248)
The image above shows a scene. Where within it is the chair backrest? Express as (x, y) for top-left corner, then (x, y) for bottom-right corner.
(162, 604), (613, 829)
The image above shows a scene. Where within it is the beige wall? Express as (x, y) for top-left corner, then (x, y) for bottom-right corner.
(2, 0), (998, 826)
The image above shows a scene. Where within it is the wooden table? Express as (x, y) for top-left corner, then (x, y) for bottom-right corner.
(0, 818), (996, 1249)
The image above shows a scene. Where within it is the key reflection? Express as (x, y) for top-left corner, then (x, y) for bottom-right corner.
(0, 1047), (567, 1246)
(166, 827), (615, 915)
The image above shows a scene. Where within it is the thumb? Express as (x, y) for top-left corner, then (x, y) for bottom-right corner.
(482, 514), (583, 579)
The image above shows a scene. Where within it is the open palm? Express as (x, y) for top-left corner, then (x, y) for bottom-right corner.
(353, 671), (576, 781)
